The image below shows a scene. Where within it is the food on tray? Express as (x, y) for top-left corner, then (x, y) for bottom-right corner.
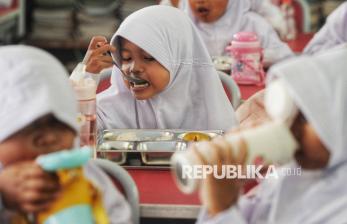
(117, 132), (173, 141)
(115, 132), (138, 141)
(181, 132), (211, 142)
(212, 56), (234, 72)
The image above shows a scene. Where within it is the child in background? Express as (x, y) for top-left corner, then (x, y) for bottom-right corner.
(304, 2), (347, 55)
(160, 0), (288, 39)
(194, 45), (347, 223)
(249, 0), (289, 38)
(212, 2), (347, 130)
(0, 46), (131, 223)
(95, 6), (237, 131)
(180, 0), (293, 66)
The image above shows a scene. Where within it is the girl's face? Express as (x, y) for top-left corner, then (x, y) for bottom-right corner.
(291, 113), (330, 169)
(189, 0), (228, 23)
(0, 127), (75, 166)
(120, 38), (170, 100)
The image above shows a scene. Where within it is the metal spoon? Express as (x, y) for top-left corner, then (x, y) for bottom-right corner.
(119, 68), (148, 85)
(108, 52), (149, 85)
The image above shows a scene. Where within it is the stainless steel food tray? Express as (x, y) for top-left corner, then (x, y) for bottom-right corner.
(97, 129), (224, 166)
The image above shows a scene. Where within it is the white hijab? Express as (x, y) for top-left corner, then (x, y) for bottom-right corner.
(304, 2), (347, 55)
(261, 45), (347, 223)
(180, 0), (293, 63)
(97, 5), (237, 131)
(0, 46), (131, 223)
(0, 45), (78, 142)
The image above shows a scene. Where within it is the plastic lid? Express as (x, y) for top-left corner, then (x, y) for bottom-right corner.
(230, 32), (261, 49)
(233, 32), (258, 42)
(71, 77), (97, 100)
(170, 152), (199, 194)
(265, 79), (298, 126)
(36, 147), (92, 171)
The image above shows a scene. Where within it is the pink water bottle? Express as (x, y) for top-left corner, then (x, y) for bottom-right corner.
(226, 32), (265, 86)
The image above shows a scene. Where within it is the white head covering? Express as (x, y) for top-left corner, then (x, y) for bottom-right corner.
(0, 45), (78, 142)
(180, 0), (292, 63)
(269, 46), (347, 168)
(97, 5), (237, 131)
(263, 45), (347, 223)
(304, 2), (347, 55)
(181, 0), (250, 57)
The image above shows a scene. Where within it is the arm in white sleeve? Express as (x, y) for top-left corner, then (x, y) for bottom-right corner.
(244, 12), (294, 66)
(196, 192), (265, 224)
(250, 0), (280, 16)
(70, 63), (101, 86)
(195, 173), (281, 224)
(304, 2), (347, 55)
(249, 0), (287, 37)
(197, 190), (271, 224)
(96, 105), (107, 135)
(196, 206), (248, 224)
(84, 161), (132, 224)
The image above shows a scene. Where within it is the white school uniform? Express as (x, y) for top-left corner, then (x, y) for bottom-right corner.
(196, 45), (347, 224)
(0, 45), (132, 224)
(179, 0), (293, 65)
(97, 6), (237, 131)
(304, 2), (347, 55)
(249, 0), (287, 37)
(160, 0), (286, 36)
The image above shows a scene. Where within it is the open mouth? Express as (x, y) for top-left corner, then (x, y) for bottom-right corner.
(121, 72), (150, 90)
(128, 76), (150, 90)
(129, 80), (150, 89)
(196, 6), (209, 16)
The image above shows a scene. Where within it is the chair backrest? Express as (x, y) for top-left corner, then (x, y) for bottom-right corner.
(93, 158), (140, 224)
(96, 68), (112, 93)
(217, 70), (241, 109)
(293, 0), (311, 33)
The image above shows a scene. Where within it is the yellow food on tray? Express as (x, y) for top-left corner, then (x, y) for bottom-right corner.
(182, 132), (211, 142)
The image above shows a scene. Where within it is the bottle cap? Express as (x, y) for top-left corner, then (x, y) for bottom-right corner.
(36, 147), (92, 171)
(71, 77), (97, 100)
(230, 32), (261, 49)
(171, 151), (199, 194)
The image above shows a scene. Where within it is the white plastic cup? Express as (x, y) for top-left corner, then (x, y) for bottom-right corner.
(70, 65), (97, 152)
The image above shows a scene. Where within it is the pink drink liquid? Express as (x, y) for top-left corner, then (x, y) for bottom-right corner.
(78, 99), (97, 150)
(80, 114), (96, 147)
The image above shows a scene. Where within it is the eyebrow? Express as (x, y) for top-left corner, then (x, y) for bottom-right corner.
(120, 48), (153, 58)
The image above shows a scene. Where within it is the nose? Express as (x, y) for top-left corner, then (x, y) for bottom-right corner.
(194, 0), (207, 4)
(130, 61), (145, 75)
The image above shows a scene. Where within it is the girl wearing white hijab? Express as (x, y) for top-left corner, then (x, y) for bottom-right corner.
(97, 6), (237, 131)
(195, 45), (347, 223)
(179, 0), (293, 65)
(304, 2), (347, 55)
(160, 0), (288, 39)
(0, 45), (131, 224)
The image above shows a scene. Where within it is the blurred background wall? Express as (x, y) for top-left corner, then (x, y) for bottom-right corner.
(0, 0), (345, 71)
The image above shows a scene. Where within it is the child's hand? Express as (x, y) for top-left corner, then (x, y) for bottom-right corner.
(84, 36), (116, 74)
(236, 90), (270, 129)
(0, 161), (60, 213)
(192, 136), (247, 217)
